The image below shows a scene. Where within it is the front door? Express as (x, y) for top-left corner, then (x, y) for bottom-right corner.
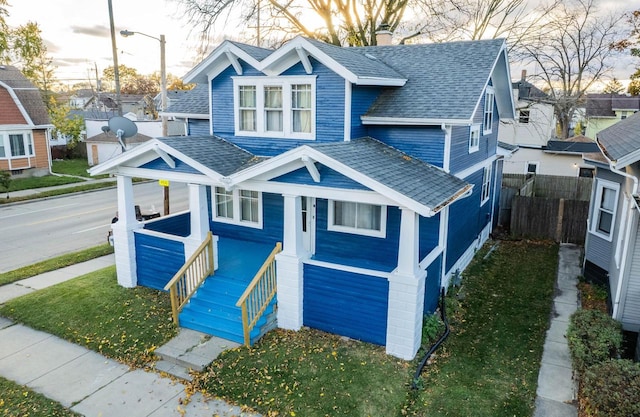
(301, 197), (316, 254)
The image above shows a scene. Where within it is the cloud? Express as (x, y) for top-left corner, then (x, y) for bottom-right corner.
(71, 25), (110, 37)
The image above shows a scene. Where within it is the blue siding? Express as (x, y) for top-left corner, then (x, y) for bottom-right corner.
(209, 191), (284, 244)
(135, 233), (185, 290)
(143, 212), (190, 237)
(446, 169), (489, 271)
(303, 264), (389, 345)
(273, 165), (369, 190)
(367, 125), (444, 167)
(313, 199), (399, 271)
(211, 59), (346, 156)
(419, 213), (441, 260)
(351, 86), (381, 138)
(424, 255), (443, 314)
(188, 119), (210, 136)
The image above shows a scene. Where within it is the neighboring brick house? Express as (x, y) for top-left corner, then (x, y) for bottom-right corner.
(0, 65), (53, 176)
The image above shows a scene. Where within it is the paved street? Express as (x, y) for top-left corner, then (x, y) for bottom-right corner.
(0, 182), (188, 273)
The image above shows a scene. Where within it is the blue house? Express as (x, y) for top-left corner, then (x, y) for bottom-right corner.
(90, 35), (515, 360)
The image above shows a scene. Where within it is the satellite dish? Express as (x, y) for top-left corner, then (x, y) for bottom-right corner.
(108, 116), (138, 151)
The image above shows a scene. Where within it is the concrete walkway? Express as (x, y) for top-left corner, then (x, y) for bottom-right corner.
(0, 255), (260, 417)
(533, 243), (580, 417)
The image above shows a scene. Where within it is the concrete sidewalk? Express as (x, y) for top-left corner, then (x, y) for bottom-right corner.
(0, 255), (260, 417)
(533, 243), (580, 417)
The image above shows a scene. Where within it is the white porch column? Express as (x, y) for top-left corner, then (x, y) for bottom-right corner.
(184, 183), (218, 268)
(112, 175), (142, 288)
(276, 194), (304, 330)
(386, 207), (426, 360)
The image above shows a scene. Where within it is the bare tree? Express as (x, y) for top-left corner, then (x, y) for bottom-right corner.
(521, 0), (624, 139)
(399, 0), (558, 51)
(173, 0), (411, 49)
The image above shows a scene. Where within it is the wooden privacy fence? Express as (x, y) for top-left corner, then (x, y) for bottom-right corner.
(502, 174), (593, 201)
(510, 196), (590, 244)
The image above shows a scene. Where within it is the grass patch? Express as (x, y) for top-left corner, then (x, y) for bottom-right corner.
(193, 327), (412, 416)
(0, 244), (113, 286)
(52, 158), (103, 178)
(0, 267), (177, 367)
(5, 175), (84, 192)
(402, 240), (558, 417)
(0, 181), (116, 205)
(0, 376), (80, 416)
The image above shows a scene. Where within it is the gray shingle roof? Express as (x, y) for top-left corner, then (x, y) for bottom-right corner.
(157, 135), (263, 176)
(354, 38), (506, 120)
(304, 38), (406, 80)
(0, 65), (50, 126)
(165, 84), (209, 116)
(586, 94), (640, 117)
(596, 111), (640, 163)
(308, 137), (471, 211)
(228, 41), (273, 61)
(513, 80), (547, 100)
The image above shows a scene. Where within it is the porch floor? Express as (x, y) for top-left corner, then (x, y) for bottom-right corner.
(216, 238), (277, 282)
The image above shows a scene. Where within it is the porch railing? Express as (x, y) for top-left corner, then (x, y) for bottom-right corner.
(236, 242), (282, 346)
(164, 232), (214, 324)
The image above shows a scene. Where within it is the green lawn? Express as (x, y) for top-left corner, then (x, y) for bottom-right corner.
(4, 175), (84, 192)
(194, 240), (558, 417)
(51, 159), (93, 178)
(402, 240), (558, 417)
(0, 244), (114, 286)
(0, 267), (177, 368)
(0, 376), (80, 417)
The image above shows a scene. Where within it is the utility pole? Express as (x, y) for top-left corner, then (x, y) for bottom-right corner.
(107, 0), (122, 116)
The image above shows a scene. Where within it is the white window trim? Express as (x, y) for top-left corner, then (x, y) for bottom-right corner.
(212, 187), (263, 229)
(0, 131), (35, 159)
(614, 194), (629, 268)
(526, 161), (539, 175)
(468, 124), (480, 153)
(481, 165), (492, 205)
(327, 200), (387, 238)
(590, 179), (619, 242)
(483, 86), (495, 135)
(233, 76), (316, 140)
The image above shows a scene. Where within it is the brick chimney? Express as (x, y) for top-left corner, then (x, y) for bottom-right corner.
(521, 69), (527, 81)
(375, 23), (392, 46)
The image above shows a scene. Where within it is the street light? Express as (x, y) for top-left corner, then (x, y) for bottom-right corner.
(120, 30), (170, 216)
(120, 30), (167, 137)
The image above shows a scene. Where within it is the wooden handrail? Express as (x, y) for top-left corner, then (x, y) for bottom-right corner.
(235, 242), (282, 346)
(164, 232), (214, 324)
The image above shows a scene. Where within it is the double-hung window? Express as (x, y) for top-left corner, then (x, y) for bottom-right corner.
(481, 165), (492, 205)
(483, 86), (495, 134)
(590, 179), (619, 241)
(213, 187), (262, 228)
(234, 76), (316, 139)
(328, 200), (386, 238)
(469, 125), (480, 153)
(0, 132), (34, 159)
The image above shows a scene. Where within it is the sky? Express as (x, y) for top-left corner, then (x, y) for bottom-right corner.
(5, 0), (640, 90)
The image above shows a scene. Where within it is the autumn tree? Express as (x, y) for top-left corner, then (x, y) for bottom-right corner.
(49, 98), (85, 151)
(521, 0), (623, 139)
(603, 78), (624, 94)
(0, 0), (8, 60)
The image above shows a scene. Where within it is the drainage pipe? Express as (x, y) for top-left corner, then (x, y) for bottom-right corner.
(411, 287), (450, 389)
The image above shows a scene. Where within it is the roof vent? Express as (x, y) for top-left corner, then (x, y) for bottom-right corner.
(0, 65), (5, 70)
(365, 53), (378, 60)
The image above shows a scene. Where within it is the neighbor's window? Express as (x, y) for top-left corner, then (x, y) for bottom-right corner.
(0, 132), (34, 159)
(518, 109), (530, 124)
(481, 165), (492, 205)
(234, 76), (316, 139)
(526, 161), (539, 175)
(483, 86), (495, 134)
(591, 180), (619, 240)
(213, 187), (262, 228)
(328, 200), (386, 238)
(469, 125), (480, 153)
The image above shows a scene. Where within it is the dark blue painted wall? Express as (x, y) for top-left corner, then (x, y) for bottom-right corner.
(366, 125), (445, 167)
(424, 254), (443, 314)
(143, 212), (191, 237)
(210, 59), (345, 156)
(303, 264), (389, 345)
(351, 86), (381, 138)
(209, 191), (284, 245)
(135, 233), (185, 290)
(419, 213), (441, 260)
(188, 119), (210, 136)
(273, 165), (370, 190)
(313, 199), (400, 271)
(140, 156), (199, 174)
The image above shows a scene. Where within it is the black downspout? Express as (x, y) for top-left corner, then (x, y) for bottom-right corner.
(411, 287), (450, 389)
